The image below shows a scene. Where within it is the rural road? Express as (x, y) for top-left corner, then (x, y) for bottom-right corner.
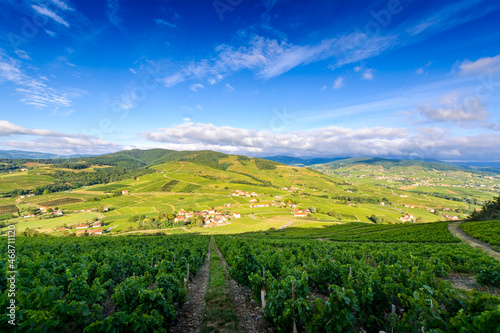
(448, 222), (500, 261)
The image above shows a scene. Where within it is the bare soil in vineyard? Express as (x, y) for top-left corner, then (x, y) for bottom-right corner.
(445, 273), (500, 296)
(171, 243), (211, 333)
(214, 240), (276, 333)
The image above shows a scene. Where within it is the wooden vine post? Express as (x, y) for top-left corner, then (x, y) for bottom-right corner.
(261, 268), (266, 309)
(391, 304), (396, 333)
(184, 263), (190, 289)
(292, 281), (298, 333)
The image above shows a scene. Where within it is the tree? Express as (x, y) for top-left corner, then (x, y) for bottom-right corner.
(43, 189), (50, 195)
(46, 208), (53, 213)
(22, 228), (40, 237)
(415, 217), (423, 223)
(308, 206), (317, 213)
(468, 195), (500, 221)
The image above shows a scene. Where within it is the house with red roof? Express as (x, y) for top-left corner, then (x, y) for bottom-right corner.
(87, 229), (103, 235)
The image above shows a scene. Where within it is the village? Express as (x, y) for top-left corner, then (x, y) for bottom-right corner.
(174, 208), (241, 227)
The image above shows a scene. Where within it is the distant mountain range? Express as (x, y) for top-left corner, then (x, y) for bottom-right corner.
(2, 149), (500, 174)
(264, 155), (500, 174)
(0, 150), (93, 159)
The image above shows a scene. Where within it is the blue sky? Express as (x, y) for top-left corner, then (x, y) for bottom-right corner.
(1, 0), (500, 160)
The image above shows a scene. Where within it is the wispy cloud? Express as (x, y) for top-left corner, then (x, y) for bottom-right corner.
(107, 0), (124, 30)
(51, 0), (74, 11)
(32, 5), (69, 27)
(0, 51), (84, 110)
(154, 19), (177, 29)
(225, 83), (234, 92)
(14, 50), (31, 60)
(189, 83), (205, 92)
(407, 0), (498, 37)
(45, 29), (58, 37)
(333, 76), (344, 89)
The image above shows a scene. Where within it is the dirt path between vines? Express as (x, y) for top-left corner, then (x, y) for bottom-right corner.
(448, 222), (500, 261)
(170, 242), (211, 333)
(213, 240), (276, 333)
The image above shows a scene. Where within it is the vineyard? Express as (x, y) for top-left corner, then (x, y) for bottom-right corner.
(0, 205), (17, 214)
(460, 220), (500, 246)
(38, 197), (83, 207)
(1, 222), (500, 332)
(217, 236), (500, 332)
(0, 235), (209, 332)
(159, 180), (180, 192)
(180, 184), (201, 193)
(266, 222), (456, 243)
(90, 184), (129, 192)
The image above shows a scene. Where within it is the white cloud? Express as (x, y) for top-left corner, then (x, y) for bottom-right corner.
(189, 83), (205, 92)
(333, 76), (344, 89)
(362, 68), (374, 80)
(354, 63), (375, 80)
(32, 5), (69, 27)
(0, 121), (121, 155)
(140, 121), (500, 160)
(457, 55), (500, 76)
(321, 85), (327, 91)
(196, 104), (203, 110)
(225, 83), (234, 92)
(415, 91), (493, 127)
(416, 67), (424, 74)
(0, 120), (68, 137)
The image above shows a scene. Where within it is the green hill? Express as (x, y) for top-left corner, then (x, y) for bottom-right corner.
(1, 149), (500, 236)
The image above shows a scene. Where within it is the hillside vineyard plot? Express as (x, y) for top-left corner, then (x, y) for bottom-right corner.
(460, 221), (500, 246)
(38, 197), (83, 207)
(0, 205), (18, 214)
(216, 236), (500, 332)
(0, 235), (209, 332)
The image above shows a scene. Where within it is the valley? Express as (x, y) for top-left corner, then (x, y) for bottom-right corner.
(1, 150), (498, 236)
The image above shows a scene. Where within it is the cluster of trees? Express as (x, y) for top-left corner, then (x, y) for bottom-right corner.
(469, 195), (500, 221)
(0, 160), (28, 173)
(254, 158), (278, 170)
(51, 166), (153, 187)
(54, 162), (92, 169)
(369, 215), (385, 224)
(328, 195), (391, 205)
